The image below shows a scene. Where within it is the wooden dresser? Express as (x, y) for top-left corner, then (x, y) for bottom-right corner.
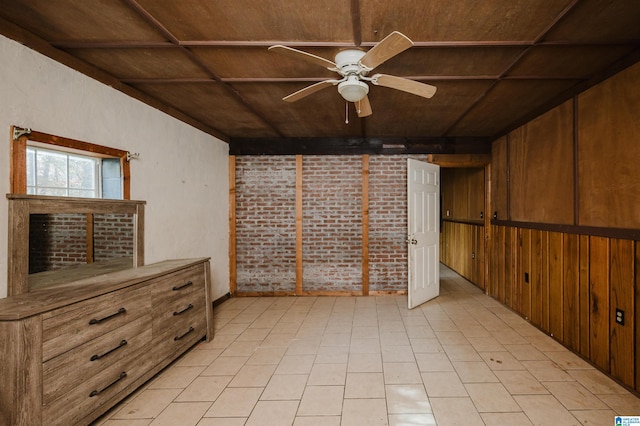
(0, 258), (214, 426)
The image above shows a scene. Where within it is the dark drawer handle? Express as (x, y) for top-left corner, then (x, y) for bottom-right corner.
(90, 340), (128, 361)
(89, 307), (126, 325)
(172, 281), (193, 291)
(173, 304), (194, 316)
(174, 326), (195, 341)
(89, 371), (127, 397)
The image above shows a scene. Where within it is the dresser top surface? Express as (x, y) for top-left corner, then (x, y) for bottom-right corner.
(0, 258), (209, 321)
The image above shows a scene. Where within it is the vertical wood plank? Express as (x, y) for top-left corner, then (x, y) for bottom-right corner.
(541, 231), (550, 333)
(7, 199), (29, 296)
(590, 236), (610, 372)
(85, 213), (94, 264)
(483, 164), (491, 293)
(579, 234), (590, 358)
(204, 260), (215, 341)
(134, 204), (144, 267)
(530, 230), (542, 327)
(361, 155), (369, 296)
(503, 227), (512, 307)
(296, 155), (303, 296)
(548, 232), (564, 341)
(635, 241), (640, 393)
(563, 233), (580, 352)
(609, 238), (634, 387)
(489, 226), (500, 300)
(476, 225), (485, 290)
(472, 225), (479, 283)
(512, 228), (523, 314)
(228, 155), (237, 295)
(10, 130), (28, 194)
(0, 318), (43, 426)
(495, 226), (506, 303)
(520, 228), (531, 320)
(512, 228), (519, 311)
(122, 156), (131, 200)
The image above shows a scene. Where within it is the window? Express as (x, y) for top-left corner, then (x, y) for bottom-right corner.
(11, 127), (130, 199)
(27, 146), (101, 198)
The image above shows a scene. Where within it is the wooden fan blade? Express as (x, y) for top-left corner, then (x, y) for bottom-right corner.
(372, 74), (437, 99)
(356, 96), (372, 117)
(283, 80), (336, 102)
(359, 31), (414, 70)
(268, 45), (337, 69)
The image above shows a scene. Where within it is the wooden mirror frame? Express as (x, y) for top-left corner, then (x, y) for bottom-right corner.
(7, 194), (145, 296)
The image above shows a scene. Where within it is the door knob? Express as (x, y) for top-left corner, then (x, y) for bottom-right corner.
(405, 236), (417, 245)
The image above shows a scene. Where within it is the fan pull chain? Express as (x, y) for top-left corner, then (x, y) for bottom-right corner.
(345, 101), (349, 124)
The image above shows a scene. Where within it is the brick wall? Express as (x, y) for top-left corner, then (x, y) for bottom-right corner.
(235, 156), (297, 292)
(29, 213), (87, 273)
(29, 213), (134, 274)
(369, 156), (407, 291)
(93, 213), (135, 261)
(302, 156), (362, 292)
(233, 154), (431, 294)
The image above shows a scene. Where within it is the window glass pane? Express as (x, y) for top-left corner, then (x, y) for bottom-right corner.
(25, 144), (121, 199)
(68, 155), (97, 190)
(22, 132), (127, 200)
(69, 189), (96, 198)
(102, 158), (122, 199)
(26, 148), (36, 187)
(37, 187), (67, 196)
(36, 150), (68, 188)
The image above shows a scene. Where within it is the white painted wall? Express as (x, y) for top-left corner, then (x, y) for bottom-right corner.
(0, 35), (229, 299)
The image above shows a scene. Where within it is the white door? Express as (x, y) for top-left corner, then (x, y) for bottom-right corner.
(407, 158), (440, 309)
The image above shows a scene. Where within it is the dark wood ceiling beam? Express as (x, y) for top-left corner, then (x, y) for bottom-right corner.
(351, 0), (362, 47)
(121, 75), (585, 85)
(51, 39), (640, 50)
(52, 41), (176, 49)
(122, 0), (181, 45)
(51, 41), (357, 49)
(229, 137), (491, 156)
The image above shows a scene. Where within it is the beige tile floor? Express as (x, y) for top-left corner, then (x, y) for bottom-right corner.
(94, 266), (640, 426)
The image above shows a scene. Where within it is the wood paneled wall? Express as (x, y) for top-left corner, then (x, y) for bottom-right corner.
(472, 63), (640, 393)
(489, 226), (639, 391)
(440, 167), (486, 289)
(441, 168), (485, 222)
(440, 221), (485, 289)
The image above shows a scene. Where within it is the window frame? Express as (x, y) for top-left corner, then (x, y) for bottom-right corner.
(10, 127), (130, 199)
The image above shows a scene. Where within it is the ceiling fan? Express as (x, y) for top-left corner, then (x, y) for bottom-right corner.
(268, 31), (437, 118)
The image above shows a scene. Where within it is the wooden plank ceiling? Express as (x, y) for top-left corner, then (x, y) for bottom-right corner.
(0, 0), (639, 154)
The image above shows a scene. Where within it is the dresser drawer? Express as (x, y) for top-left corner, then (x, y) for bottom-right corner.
(42, 285), (150, 361)
(152, 265), (205, 303)
(152, 288), (206, 332)
(152, 304), (207, 364)
(43, 346), (155, 426)
(43, 314), (152, 405)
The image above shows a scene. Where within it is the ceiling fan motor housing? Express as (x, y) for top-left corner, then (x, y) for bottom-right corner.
(335, 49), (368, 75)
(335, 50), (370, 102)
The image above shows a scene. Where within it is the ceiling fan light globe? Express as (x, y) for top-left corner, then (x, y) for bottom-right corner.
(338, 79), (369, 102)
